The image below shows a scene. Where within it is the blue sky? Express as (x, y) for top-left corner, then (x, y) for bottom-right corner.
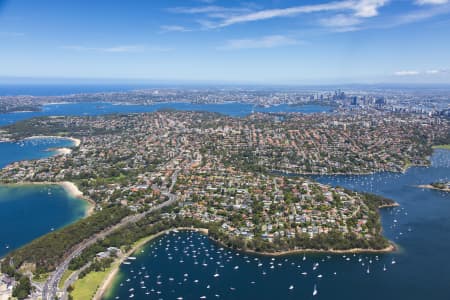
(0, 0), (450, 84)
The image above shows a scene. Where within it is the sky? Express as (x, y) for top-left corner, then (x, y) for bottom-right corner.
(0, 0), (450, 84)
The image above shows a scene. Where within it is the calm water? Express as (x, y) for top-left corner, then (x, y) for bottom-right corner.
(0, 184), (87, 257)
(105, 150), (450, 300)
(0, 138), (75, 168)
(0, 102), (333, 126)
(0, 137), (87, 257)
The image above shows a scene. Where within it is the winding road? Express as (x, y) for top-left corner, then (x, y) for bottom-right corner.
(42, 170), (180, 300)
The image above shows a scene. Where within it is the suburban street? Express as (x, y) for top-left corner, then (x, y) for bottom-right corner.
(42, 170), (180, 300)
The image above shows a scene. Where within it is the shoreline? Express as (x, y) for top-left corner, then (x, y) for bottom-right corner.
(94, 227), (394, 300)
(24, 135), (81, 147)
(55, 147), (72, 155)
(378, 202), (400, 208)
(0, 181), (95, 216)
(228, 243), (396, 257)
(417, 184), (450, 193)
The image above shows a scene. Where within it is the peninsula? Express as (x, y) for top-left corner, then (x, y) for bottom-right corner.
(419, 182), (450, 192)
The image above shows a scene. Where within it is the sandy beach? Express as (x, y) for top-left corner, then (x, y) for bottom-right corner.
(56, 147), (72, 155)
(59, 181), (95, 215)
(59, 181), (84, 198)
(417, 184), (450, 192)
(24, 135), (81, 147)
(2, 181), (95, 216)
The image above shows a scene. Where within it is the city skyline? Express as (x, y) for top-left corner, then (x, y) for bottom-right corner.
(1, 0), (450, 84)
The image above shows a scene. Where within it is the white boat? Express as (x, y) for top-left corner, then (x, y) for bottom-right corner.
(289, 285), (294, 290)
(213, 270), (220, 278)
(313, 284), (318, 296)
(383, 264), (387, 271)
(366, 266), (370, 274)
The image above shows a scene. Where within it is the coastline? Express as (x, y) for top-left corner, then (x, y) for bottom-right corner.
(378, 202), (400, 209)
(417, 184), (450, 193)
(432, 145), (450, 150)
(1, 181), (94, 216)
(55, 147), (72, 155)
(228, 243), (396, 257)
(93, 227), (394, 300)
(24, 135), (81, 147)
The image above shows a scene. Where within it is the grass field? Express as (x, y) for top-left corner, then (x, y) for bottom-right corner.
(432, 145), (450, 150)
(70, 264), (116, 300)
(32, 273), (49, 284)
(58, 269), (74, 289)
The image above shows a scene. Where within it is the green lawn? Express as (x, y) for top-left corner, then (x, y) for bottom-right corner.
(432, 145), (450, 150)
(58, 269), (74, 289)
(33, 273), (49, 284)
(70, 264), (116, 300)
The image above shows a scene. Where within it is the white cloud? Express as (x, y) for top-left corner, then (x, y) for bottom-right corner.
(181, 0), (390, 28)
(169, 5), (249, 16)
(160, 25), (191, 32)
(372, 4), (450, 29)
(415, 0), (448, 5)
(425, 69), (448, 74)
(219, 35), (301, 50)
(394, 70), (420, 76)
(394, 69), (448, 76)
(320, 14), (363, 27)
(217, 2), (355, 28)
(353, 0), (389, 17)
(61, 45), (172, 53)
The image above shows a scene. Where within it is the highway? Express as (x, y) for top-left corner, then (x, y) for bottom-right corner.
(42, 169), (180, 300)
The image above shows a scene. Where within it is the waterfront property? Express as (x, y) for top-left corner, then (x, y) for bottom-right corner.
(103, 150), (450, 300)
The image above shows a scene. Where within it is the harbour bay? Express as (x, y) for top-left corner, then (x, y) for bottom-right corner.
(0, 102), (333, 126)
(0, 138), (88, 257)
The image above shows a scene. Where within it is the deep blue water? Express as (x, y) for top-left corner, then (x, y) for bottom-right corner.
(105, 150), (450, 300)
(0, 137), (87, 258)
(0, 184), (87, 257)
(0, 102), (333, 126)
